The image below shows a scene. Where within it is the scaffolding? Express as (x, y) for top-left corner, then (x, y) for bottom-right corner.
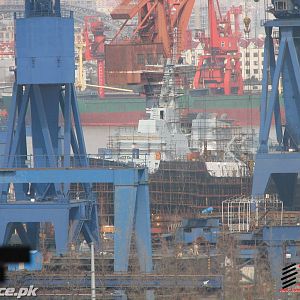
(149, 160), (251, 234)
(221, 195), (283, 232)
(63, 156), (252, 236)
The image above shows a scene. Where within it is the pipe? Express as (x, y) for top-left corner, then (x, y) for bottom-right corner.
(91, 242), (96, 300)
(85, 84), (134, 93)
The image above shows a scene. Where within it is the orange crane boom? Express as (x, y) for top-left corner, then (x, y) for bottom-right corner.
(106, 0), (195, 86)
(110, 0), (195, 58)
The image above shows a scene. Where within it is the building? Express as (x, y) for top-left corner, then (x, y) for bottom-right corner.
(62, 0), (97, 10)
(0, 20), (14, 44)
(240, 38), (265, 91)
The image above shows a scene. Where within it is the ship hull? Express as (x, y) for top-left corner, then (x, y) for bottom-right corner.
(97, 159), (252, 233)
(2, 92), (264, 127)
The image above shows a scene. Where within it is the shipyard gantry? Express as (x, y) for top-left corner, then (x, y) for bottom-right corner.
(2, 0), (300, 300)
(0, 1), (153, 298)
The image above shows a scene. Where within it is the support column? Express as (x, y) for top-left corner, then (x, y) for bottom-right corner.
(0, 221), (7, 245)
(27, 223), (40, 250)
(114, 185), (137, 272)
(134, 183), (153, 273)
(251, 159), (271, 196)
(83, 204), (100, 249)
(53, 211), (69, 254)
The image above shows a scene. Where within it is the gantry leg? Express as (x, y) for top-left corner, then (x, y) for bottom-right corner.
(114, 185), (137, 272)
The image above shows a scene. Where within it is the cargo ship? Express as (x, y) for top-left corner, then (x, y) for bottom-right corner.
(78, 91), (261, 128)
(1, 90), (261, 127)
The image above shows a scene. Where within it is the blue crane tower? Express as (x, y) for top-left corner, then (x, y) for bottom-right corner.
(252, 0), (300, 207)
(0, 0), (100, 252)
(0, 0), (153, 276)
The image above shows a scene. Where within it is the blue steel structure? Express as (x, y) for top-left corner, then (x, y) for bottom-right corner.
(0, 0), (98, 253)
(229, 227), (300, 295)
(5, 274), (223, 289)
(252, 0), (300, 207)
(0, 0), (152, 276)
(175, 218), (220, 244)
(263, 226), (300, 293)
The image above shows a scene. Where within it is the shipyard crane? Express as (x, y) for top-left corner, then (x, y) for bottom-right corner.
(110, 0), (195, 57)
(81, 16), (135, 97)
(193, 0), (244, 95)
(0, 1), (153, 281)
(83, 16), (105, 98)
(105, 0), (195, 86)
(251, 0), (300, 294)
(252, 0), (300, 204)
(0, 0), (101, 254)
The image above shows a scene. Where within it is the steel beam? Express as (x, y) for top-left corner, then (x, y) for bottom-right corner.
(5, 274), (223, 289)
(263, 226), (300, 295)
(0, 168), (144, 185)
(0, 203), (69, 253)
(113, 169), (152, 273)
(252, 153), (300, 194)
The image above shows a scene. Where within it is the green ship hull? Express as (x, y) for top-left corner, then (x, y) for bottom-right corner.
(1, 92), (264, 127)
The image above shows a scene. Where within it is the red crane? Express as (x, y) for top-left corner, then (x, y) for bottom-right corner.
(110, 0), (195, 57)
(83, 16), (105, 98)
(193, 0), (243, 95)
(106, 0), (195, 86)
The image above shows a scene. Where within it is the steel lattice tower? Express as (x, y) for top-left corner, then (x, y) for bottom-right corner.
(252, 0), (300, 208)
(0, 0), (100, 252)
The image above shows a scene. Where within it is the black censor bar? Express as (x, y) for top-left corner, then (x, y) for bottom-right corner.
(0, 246), (31, 282)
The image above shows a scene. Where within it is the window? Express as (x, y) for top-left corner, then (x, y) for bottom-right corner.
(137, 54), (144, 65)
(254, 69), (259, 74)
(221, 42), (225, 47)
(253, 52), (258, 57)
(160, 110), (164, 120)
(275, 1), (287, 11)
(246, 70), (250, 74)
(147, 53), (154, 65)
(157, 53), (164, 65)
(246, 53), (250, 57)
(245, 61), (250, 66)
(254, 61), (258, 66)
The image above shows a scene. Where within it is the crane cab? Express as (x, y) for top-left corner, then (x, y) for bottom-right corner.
(271, 0), (300, 17)
(273, 0), (292, 11)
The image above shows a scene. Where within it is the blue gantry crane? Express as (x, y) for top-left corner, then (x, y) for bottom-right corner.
(0, 0), (99, 253)
(250, 0), (300, 295)
(252, 0), (300, 207)
(0, 0), (152, 276)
